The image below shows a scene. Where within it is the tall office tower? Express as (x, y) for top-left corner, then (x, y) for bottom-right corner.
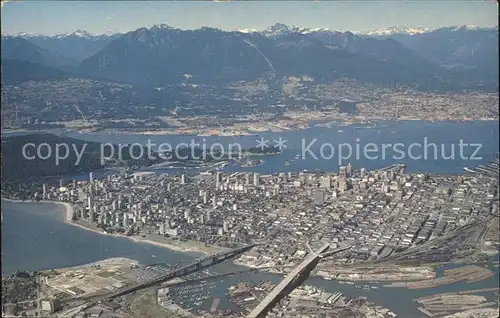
(72, 180), (77, 188)
(245, 173), (251, 186)
(215, 172), (222, 187)
(181, 174), (186, 184)
(346, 163), (352, 177)
(278, 173), (285, 182)
(338, 177), (348, 192)
(399, 165), (406, 176)
(273, 184), (280, 196)
(59, 178), (64, 188)
(339, 166), (346, 178)
(253, 173), (260, 187)
(107, 175), (112, 182)
(89, 208), (96, 222)
(80, 207), (85, 220)
(158, 223), (165, 235)
(212, 196), (217, 208)
(388, 170), (395, 181)
(89, 182), (95, 196)
(184, 209), (190, 220)
(381, 183), (390, 193)
(199, 214), (205, 224)
(203, 192), (208, 204)
(42, 183), (47, 198)
(129, 194), (134, 205)
(89, 172), (94, 182)
(87, 196), (94, 212)
(288, 172), (292, 180)
(223, 220), (229, 233)
(360, 168), (367, 178)
(382, 171), (389, 181)
(112, 200), (117, 211)
(313, 189), (325, 206)
(167, 183), (171, 191)
(320, 176), (331, 189)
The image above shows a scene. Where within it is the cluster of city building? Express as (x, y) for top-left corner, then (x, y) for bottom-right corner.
(3, 76), (498, 133)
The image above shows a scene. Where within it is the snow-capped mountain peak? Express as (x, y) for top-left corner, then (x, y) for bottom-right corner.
(151, 23), (178, 30)
(13, 32), (41, 37)
(262, 23), (332, 38)
(55, 30), (96, 39)
(236, 28), (259, 34)
(361, 26), (431, 36)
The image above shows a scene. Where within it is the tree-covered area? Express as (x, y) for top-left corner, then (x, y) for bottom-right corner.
(245, 146), (281, 155)
(1, 134), (168, 182)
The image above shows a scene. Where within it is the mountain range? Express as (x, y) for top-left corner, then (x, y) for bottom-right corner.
(2, 24), (498, 91)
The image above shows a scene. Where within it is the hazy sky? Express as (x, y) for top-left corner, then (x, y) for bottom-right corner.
(1, 1), (498, 35)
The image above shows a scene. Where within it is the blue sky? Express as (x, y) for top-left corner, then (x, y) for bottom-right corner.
(1, 1), (498, 35)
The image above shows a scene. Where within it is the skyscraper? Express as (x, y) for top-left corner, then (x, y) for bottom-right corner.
(360, 168), (367, 178)
(320, 176), (331, 188)
(313, 189), (325, 205)
(253, 173), (260, 187)
(346, 163), (352, 177)
(87, 196), (94, 212)
(89, 172), (94, 182)
(339, 178), (348, 192)
(216, 172), (222, 188)
(339, 166), (346, 178)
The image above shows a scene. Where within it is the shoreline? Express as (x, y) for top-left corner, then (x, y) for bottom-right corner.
(2, 118), (499, 136)
(1, 198), (222, 256)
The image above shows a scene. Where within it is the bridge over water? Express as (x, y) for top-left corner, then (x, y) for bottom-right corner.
(80, 244), (255, 310)
(247, 244), (352, 318)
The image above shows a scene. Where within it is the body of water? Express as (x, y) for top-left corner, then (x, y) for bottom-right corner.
(3, 121), (498, 182)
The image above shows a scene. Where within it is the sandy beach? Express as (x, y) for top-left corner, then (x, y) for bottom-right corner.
(2, 198), (223, 256)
